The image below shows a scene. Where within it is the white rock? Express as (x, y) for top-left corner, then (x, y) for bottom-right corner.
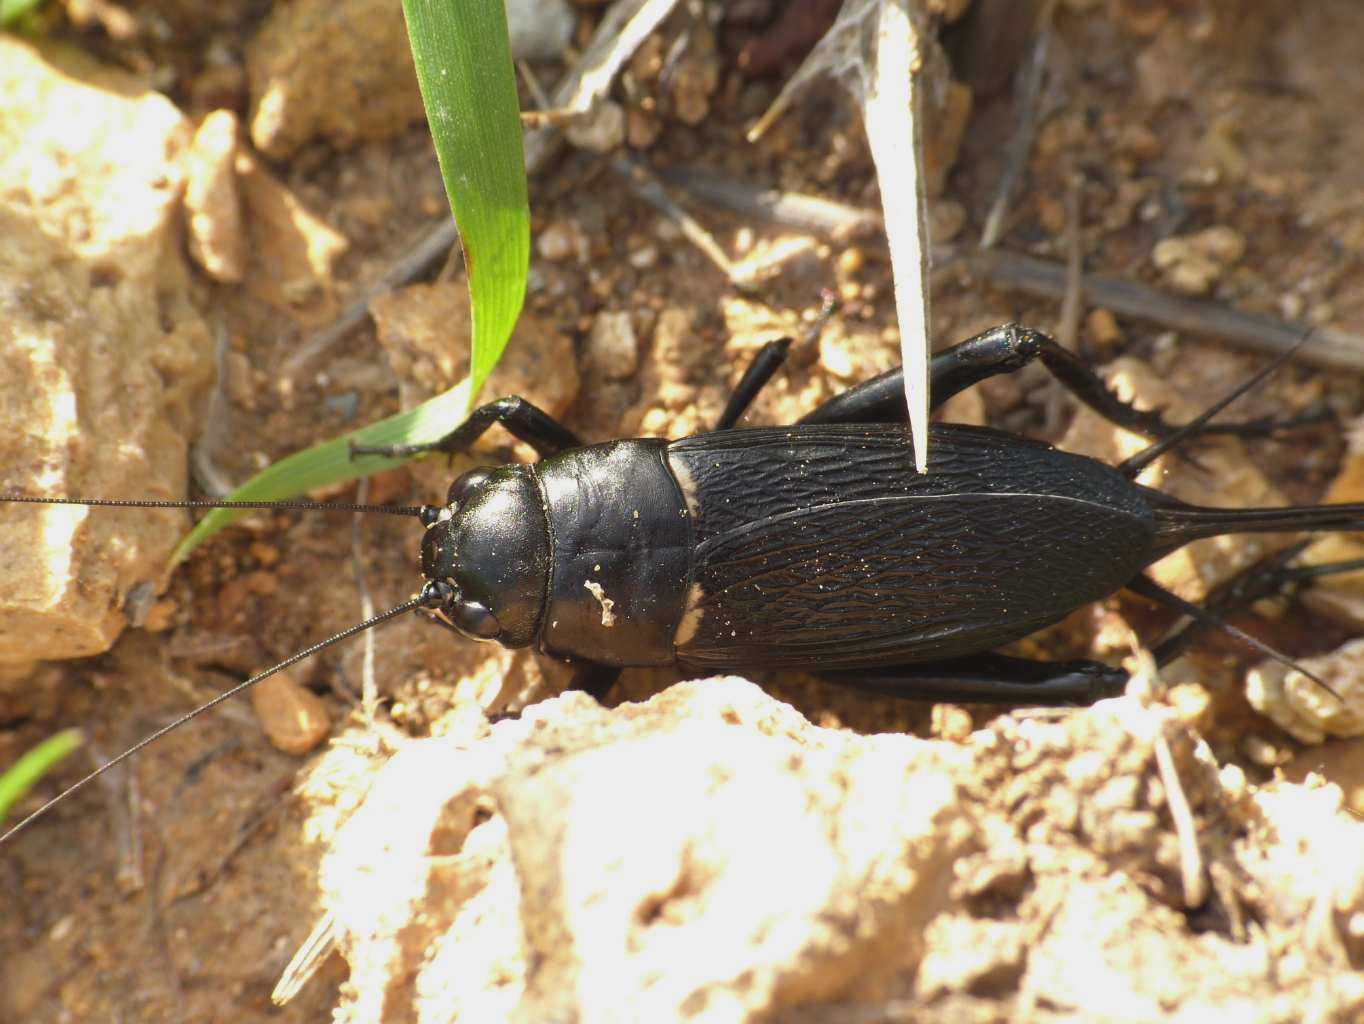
(1247, 640), (1364, 745)
(299, 679), (1364, 1022)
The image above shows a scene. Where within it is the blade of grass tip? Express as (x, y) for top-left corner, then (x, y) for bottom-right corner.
(863, 0), (931, 473)
(0, 728), (84, 825)
(402, 0), (530, 400)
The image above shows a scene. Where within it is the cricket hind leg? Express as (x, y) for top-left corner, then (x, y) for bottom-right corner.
(718, 322), (1061, 429)
(816, 652), (1129, 706)
(798, 323), (1322, 445)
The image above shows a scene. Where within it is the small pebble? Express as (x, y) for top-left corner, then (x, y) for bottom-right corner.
(930, 703), (972, 742)
(819, 332), (859, 380)
(49, 914), (77, 944)
(1151, 226), (1246, 296)
(1166, 683), (1212, 732)
(1279, 292), (1306, 321)
(670, 52), (721, 126)
(1241, 733), (1293, 768)
(626, 106), (661, 149)
(628, 243), (658, 269)
(566, 99), (625, 154)
(250, 669), (330, 755)
(654, 217), (682, 242)
(183, 109), (245, 283)
(243, 570), (279, 597)
(1085, 308), (1122, 351)
(586, 311), (640, 380)
(537, 219), (586, 263)
(1218, 764), (1247, 802)
(248, 541), (281, 567)
(837, 247), (865, 276)
(223, 350), (255, 411)
(142, 599), (177, 633)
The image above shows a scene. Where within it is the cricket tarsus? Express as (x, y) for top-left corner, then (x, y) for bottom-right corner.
(0, 595), (426, 846)
(1119, 333), (1312, 478)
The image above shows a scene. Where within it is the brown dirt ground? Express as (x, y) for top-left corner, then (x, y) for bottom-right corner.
(3, 1), (1364, 1021)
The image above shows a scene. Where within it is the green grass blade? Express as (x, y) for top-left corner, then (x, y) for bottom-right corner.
(173, 379), (472, 562)
(176, 0), (529, 559)
(0, 728), (83, 826)
(403, 0), (530, 396)
(1, 0), (48, 26)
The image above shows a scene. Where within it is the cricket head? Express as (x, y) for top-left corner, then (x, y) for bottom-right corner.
(418, 465), (550, 648)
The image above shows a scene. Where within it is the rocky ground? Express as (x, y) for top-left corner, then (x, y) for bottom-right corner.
(2, 1), (1363, 1021)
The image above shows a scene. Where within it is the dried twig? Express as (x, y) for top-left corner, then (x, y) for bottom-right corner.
(657, 166), (882, 240)
(90, 740), (143, 892)
(190, 323), (238, 498)
(1152, 728), (1208, 908)
(1123, 647), (1208, 911)
(1056, 174), (1085, 351)
(273, 912), (339, 1005)
(969, 248), (1364, 371)
(657, 168), (1362, 372)
(282, 222), (461, 380)
(611, 154), (750, 288)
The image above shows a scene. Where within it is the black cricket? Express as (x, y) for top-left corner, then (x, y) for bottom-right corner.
(383, 321), (1356, 705)
(2, 322), (1359, 840)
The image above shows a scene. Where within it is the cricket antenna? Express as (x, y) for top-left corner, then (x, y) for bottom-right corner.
(0, 494), (427, 517)
(0, 593), (431, 846)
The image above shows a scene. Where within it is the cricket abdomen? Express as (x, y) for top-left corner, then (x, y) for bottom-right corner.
(668, 423), (1156, 670)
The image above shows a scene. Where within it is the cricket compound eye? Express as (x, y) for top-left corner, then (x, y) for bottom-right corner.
(452, 599), (500, 641)
(447, 467), (495, 506)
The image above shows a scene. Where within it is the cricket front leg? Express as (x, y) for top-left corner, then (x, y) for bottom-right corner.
(351, 396), (583, 461)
